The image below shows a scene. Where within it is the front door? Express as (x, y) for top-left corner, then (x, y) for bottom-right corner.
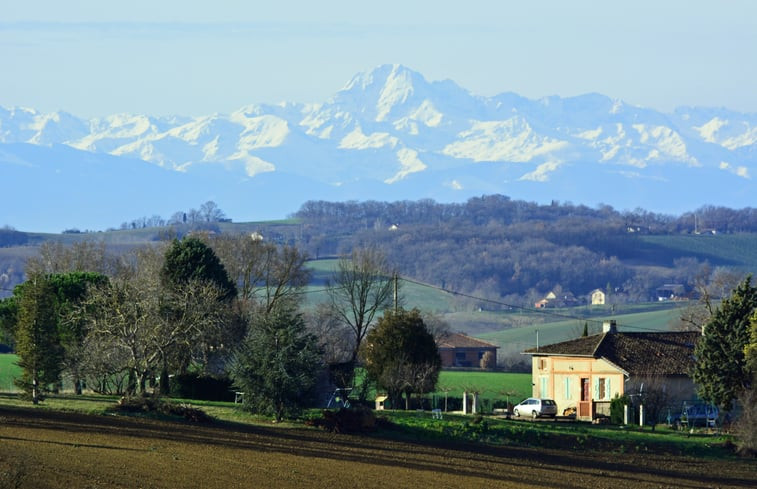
(578, 378), (592, 418)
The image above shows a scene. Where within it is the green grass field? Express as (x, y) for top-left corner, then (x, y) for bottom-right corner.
(435, 371), (531, 402)
(0, 354), (19, 392)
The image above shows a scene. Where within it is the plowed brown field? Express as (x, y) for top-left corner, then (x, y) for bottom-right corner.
(0, 406), (754, 489)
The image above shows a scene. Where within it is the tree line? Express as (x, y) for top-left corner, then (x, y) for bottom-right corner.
(293, 196), (755, 307)
(0, 238), (442, 419)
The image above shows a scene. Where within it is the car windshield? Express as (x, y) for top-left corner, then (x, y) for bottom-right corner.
(542, 400), (556, 405)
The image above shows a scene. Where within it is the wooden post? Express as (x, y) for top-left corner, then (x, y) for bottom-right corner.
(639, 404), (645, 427)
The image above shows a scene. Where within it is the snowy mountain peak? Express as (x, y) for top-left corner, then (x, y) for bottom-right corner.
(341, 64), (419, 93)
(334, 64), (428, 122)
(1, 65), (756, 227)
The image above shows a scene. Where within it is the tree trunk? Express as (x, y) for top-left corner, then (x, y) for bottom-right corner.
(138, 371), (148, 394)
(160, 367), (170, 395)
(127, 370), (137, 396)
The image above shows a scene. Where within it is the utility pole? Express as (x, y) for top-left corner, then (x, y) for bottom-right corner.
(393, 272), (399, 312)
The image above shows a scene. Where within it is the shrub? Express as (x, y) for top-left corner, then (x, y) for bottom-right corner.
(169, 373), (235, 402)
(610, 394), (630, 425)
(306, 407), (383, 433)
(111, 395), (211, 422)
(735, 387), (757, 457)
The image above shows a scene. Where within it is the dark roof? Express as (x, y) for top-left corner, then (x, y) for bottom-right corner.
(437, 333), (499, 350)
(527, 334), (604, 356)
(526, 331), (699, 376)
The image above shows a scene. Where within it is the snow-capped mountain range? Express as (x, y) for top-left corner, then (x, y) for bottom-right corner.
(2, 64), (755, 232)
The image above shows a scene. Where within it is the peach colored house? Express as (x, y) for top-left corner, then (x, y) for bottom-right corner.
(524, 321), (699, 421)
(437, 333), (498, 368)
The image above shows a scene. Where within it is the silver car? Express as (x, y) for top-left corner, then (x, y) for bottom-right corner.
(512, 398), (558, 418)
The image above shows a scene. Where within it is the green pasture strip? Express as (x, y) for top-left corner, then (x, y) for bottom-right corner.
(380, 410), (735, 459)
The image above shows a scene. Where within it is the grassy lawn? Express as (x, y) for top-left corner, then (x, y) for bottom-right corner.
(381, 410), (737, 459)
(0, 354), (19, 392)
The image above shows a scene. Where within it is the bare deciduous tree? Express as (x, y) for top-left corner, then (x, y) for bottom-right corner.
(678, 266), (744, 332)
(328, 247), (396, 362)
(211, 235), (310, 314)
(77, 243), (235, 395)
(26, 240), (115, 276)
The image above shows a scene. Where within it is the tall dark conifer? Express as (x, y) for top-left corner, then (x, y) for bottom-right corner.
(14, 275), (63, 403)
(693, 276), (757, 410)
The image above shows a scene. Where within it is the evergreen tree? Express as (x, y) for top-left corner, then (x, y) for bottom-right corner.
(161, 236), (236, 300)
(360, 308), (441, 409)
(48, 272), (109, 394)
(230, 306), (322, 421)
(160, 236), (238, 379)
(14, 275), (64, 403)
(746, 311), (757, 380)
(692, 276), (757, 410)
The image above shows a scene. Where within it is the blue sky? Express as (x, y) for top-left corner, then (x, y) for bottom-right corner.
(2, 0), (756, 117)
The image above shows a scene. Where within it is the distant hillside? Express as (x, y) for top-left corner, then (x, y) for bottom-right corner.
(3, 196), (756, 306)
(293, 198), (757, 309)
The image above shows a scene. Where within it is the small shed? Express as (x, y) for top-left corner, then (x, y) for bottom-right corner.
(375, 395), (388, 410)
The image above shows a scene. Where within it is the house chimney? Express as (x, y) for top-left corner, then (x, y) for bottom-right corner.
(602, 320), (617, 333)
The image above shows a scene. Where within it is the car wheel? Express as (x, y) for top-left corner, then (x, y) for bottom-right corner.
(513, 409), (520, 417)
(532, 410), (538, 419)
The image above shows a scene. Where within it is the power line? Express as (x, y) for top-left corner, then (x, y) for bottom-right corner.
(399, 276), (604, 324)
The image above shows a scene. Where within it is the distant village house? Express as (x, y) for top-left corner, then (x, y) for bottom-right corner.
(535, 290), (579, 308)
(437, 333), (499, 368)
(590, 289), (606, 305)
